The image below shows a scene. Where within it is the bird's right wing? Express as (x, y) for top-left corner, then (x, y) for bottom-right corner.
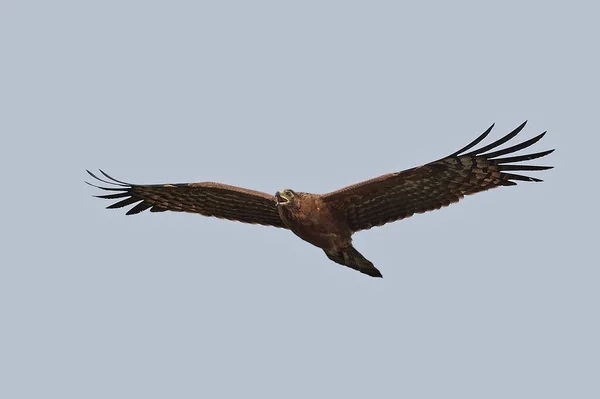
(86, 170), (287, 228)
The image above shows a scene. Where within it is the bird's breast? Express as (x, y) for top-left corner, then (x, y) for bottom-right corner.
(279, 201), (351, 249)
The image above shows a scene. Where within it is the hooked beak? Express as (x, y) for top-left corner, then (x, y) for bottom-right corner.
(275, 191), (290, 206)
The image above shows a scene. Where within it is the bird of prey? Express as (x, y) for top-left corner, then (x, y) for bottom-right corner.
(87, 121), (553, 278)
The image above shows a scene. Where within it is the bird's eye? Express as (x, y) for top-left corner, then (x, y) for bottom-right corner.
(285, 190), (294, 196)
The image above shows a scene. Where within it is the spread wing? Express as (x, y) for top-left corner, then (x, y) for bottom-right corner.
(86, 170), (287, 228)
(322, 121), (554, 232)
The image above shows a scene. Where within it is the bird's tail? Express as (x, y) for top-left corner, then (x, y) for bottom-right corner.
(324, 246), (383, 278)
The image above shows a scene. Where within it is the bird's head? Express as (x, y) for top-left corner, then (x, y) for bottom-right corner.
(275, 189), (296, 207)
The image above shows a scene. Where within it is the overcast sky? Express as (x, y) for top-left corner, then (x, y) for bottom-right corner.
(1, 1), (598, 398)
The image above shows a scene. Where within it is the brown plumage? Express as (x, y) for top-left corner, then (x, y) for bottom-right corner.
(87, 121), (553, 278)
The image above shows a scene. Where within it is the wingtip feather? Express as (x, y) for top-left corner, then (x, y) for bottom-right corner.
(450, 122), (496, 157)
(99, 169), (130, 186)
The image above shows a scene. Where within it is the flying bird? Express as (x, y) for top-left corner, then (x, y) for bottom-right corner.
(87, 121), (553, 278)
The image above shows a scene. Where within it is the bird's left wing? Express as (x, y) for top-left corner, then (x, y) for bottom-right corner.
(86, 170), (287, 228)
(321, 122), (554, 232)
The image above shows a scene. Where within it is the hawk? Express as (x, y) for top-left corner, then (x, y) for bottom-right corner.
(87, 121), (553, 278)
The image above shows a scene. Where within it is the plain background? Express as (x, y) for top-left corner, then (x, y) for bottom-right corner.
(1, 1), (598, 398)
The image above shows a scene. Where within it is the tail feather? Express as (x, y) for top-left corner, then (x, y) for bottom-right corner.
(324, 246), (382, 278)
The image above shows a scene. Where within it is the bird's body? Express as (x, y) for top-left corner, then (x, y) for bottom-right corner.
(275, 190), (380, 276)
(87, 121), (554, 278)
(277, 192), (349, 248)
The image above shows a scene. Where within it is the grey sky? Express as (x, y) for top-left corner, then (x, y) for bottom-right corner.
(1, 1), (598, 398)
